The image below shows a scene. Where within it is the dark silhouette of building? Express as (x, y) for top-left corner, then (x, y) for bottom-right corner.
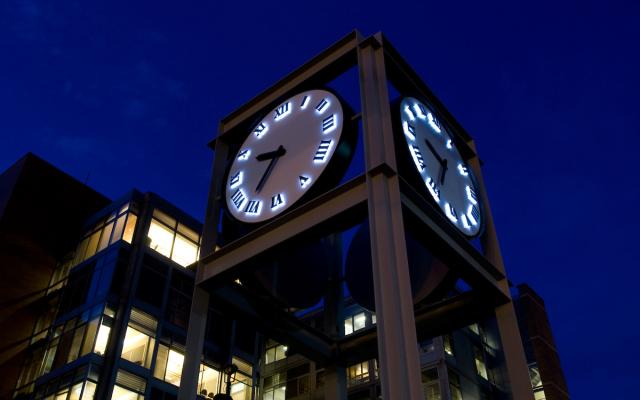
(514, 284), (569, 400)
(0, 154), (109, 398)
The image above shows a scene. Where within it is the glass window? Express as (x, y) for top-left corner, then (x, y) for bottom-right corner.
(262, 386), (286, 400)
(147, 220), (174, 258)
(97, 222), (114, 252)
(111, 385), (143, 400)
(347, 361), (370, 386)
(198, 365), (220, 398)
(474, 347), (488, 380)
(449, 370), (463, 400)
(84, 381), (97, 399)
(94, 318), (111, 356)
(153, 209), (176, 228)
(67, 325), (86, 363)
(172, 234), (198, 266)
(123, 214), (137, 243)
(265, 344), (287, 364)
(85, 231), (101, 260)
(111, 215), (127, 245)
(344, 318), (353, 335)
(353, 312), (366, 331)
(443, 334), (454, 356)
(344, 312), (368, 336)
(153, 344), (169, 381)
(121, 326), (155, 368)
(422, 368), (440, 400)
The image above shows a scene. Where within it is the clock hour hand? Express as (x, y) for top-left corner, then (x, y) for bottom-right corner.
(256, 145), (287, 161)
(439, 158), (448, 185)
(425, 139), (448, 185)
(255, 145), (286, 193)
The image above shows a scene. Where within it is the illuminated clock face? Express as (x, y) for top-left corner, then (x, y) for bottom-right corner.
(225, 89), (345, 223)
(399, 97), (483, 236)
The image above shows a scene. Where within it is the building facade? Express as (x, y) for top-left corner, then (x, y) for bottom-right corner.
(4, 155), (258, 400)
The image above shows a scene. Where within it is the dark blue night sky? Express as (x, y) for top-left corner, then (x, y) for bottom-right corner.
(1, 1), (638, 398)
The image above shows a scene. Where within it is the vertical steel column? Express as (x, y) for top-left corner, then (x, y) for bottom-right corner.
(467, 142), (534, 400)
(178, 140), (230, 400)
(323, 234), (347, 400)
(358, 34), (424, 400)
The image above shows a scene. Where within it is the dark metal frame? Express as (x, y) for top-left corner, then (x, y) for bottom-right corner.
(179, 31), (533, 400)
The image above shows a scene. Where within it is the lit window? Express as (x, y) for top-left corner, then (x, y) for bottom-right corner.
(123, 214), (137, 243)
(72, 203), (138, 266)
(474, 347), (488, 380)
(347, 361), (370, 386)
(265, 343), (287, 364)
(198, 364), (221, 398)
(468, 323), (480, 335)
(262, 386), (286, 400)
(172, 234), (198, 266)
(146, 210), (200, 267)
(94, 318), (111, 356)
(148, 220), (174, 258)
(154, 344), (185, 386)
(111, 385), (143, 400)
(449, 370), (463, 400)
(443, 334), (454, 356)
(344, 312), (368, 336)
(121, 327), (155, 368)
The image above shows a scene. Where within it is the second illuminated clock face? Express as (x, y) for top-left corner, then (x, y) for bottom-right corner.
(400, 97), (483, 236)
(225, 89), (344, 223)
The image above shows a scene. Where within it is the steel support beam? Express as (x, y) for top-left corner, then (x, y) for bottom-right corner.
(178, 140), (230, 400)
(197, 176), (367, 286)
(358, 34), (424, 400)
(217, 30), (363, 140)
(467, 142), (535, 400)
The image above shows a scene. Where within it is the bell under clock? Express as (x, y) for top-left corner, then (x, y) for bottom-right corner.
(225, 89), (346, 224)
(399, 97), (484, 237)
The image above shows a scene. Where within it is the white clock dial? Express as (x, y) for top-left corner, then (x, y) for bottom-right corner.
(400, 97), (483, 236)
(226, 89), (345, 223)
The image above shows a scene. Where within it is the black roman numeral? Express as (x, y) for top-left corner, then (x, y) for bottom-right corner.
(411, 145), (425, 170)
(406, 123), (415, 136)
(229, 171), (241, 187)
(315, 98), (329, 113)
(448, 204), (458, 219)
(244, 200), (260, 214)
(469, 205), (480, 223)
(271, 193), (284, 209)
(313, 139), (332, 162)
(322, 115), (335, 132)
(467, 186), (478, 204)
(274, 102), (290, 119)
(300, 95), (309, 108)
(426, 178), (440, 199)
(230, 189), (246, 210)
(429, 114), (441, 130)
(237, 149), (250, 160)
(417, 103), (427, 117)
(299, 175), (310, 187)
(254, 123), (267, 137)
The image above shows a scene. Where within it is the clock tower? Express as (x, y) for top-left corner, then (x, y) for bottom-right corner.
(178, 31), (535, 400)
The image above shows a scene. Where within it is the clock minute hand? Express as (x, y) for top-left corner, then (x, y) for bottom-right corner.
(255, 145), (287, 193)
(424, 140), (445, 165)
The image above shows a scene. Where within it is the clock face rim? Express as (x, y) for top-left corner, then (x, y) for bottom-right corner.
(398, 96), (485, 238)
(224, 89), (347, 224)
